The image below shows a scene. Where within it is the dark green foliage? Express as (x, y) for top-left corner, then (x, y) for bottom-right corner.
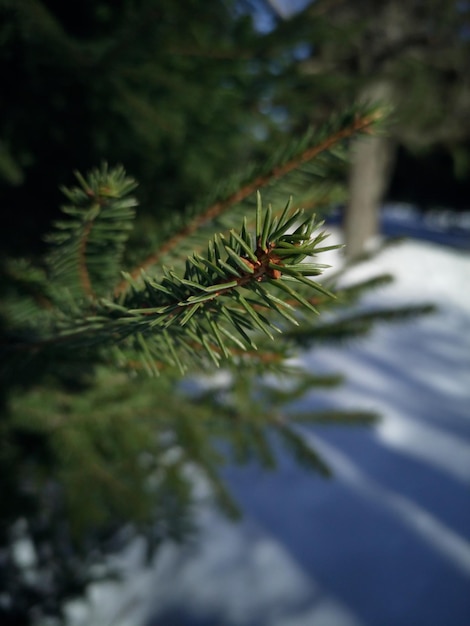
(0, 0), (281, 256)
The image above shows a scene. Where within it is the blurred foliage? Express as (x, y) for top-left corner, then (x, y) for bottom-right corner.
(0, 0), (286, 255)
(1, 0), (468, 259)
(261, 0), (470, 204)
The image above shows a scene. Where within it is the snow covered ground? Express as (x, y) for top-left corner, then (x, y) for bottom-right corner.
(67, 208), (470, 626)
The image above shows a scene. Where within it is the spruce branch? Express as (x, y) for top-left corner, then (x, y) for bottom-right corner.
(6, 192), (341, 377)
(286, 303), (436, 346)
(115, 106), (385, 295)
(45, 164), (138, 302)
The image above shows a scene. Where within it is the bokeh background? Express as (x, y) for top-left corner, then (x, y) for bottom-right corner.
(1, 1), (469, 625)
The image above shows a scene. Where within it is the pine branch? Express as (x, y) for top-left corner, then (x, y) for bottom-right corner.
(288, 410), (379, 424)
(4, 193), (342, 377)
(274, 422), (332, 476)
(286, 303), (436, 346)
(115, 106), (385, 295)
(45, 164), (138, 302)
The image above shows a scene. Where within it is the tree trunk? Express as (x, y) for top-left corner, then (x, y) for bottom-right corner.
(343, 82), (396, 260)
(344, 133), (396, 260)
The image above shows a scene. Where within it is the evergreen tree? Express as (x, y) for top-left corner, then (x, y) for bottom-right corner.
(0, 3), (434, 624)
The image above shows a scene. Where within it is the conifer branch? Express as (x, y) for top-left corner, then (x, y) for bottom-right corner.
(5, 193), (341, 377)
(115, 108), (384, 295)
(45, 164), (138, 302)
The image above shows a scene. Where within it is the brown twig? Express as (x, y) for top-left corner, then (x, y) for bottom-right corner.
(78, 219), (95, 299)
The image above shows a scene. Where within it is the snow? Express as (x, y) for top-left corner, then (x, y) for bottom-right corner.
(66, 215), (470, 626)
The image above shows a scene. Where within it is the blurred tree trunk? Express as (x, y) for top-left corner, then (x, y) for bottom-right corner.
(344, 82), (397, 259)
(344, 132), (396, 259)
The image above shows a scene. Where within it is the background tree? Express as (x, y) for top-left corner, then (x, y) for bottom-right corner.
(259, 0), (470, 257)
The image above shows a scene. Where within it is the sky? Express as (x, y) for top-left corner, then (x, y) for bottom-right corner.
(249, 0), (314, 31)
